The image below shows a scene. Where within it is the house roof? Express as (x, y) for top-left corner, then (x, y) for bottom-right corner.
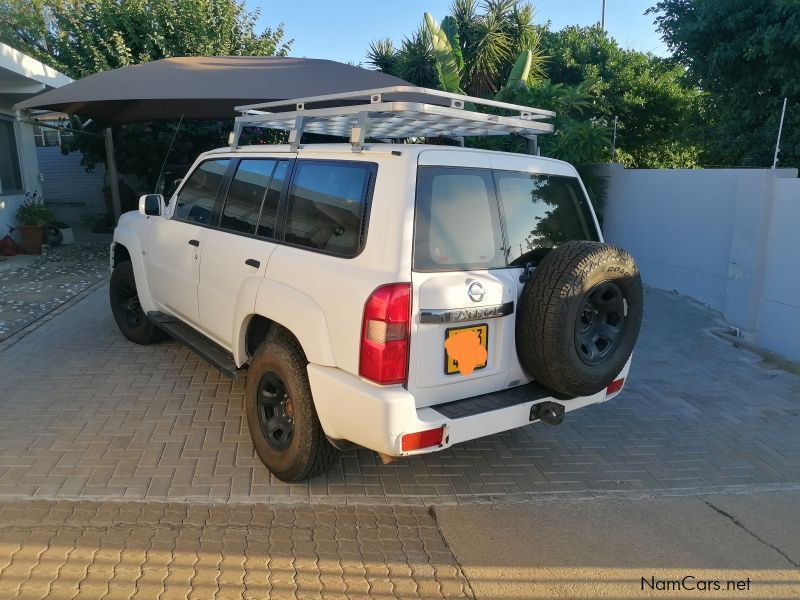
(0, 42), (72, 103)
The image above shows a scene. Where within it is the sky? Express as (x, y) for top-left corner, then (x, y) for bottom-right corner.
(246, 0), (668, 64)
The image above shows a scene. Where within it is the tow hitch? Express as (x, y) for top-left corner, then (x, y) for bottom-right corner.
(530, 401), (565, 425)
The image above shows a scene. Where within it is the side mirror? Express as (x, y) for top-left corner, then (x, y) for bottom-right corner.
(139, 194), (165, 216)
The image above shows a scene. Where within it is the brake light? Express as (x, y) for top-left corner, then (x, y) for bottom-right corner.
(359, 283), (411, 385)
(401, 427), (444, 451)
(606, 378), (625, 395)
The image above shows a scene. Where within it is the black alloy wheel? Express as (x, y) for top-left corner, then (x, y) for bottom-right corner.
(257, 371), (295, 451)
(109, 260), (165, 345)
(574, 281), (626, 366)
(117, 281), (144, 329)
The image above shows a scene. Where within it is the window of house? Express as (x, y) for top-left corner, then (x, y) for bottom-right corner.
(33, 125), (72, 148)
(284, 160), (374, 256)
(173, 159), (230, 225)
(0, 119), (23, 195)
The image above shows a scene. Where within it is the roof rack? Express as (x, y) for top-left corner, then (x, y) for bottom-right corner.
(229, 85), (555, 152)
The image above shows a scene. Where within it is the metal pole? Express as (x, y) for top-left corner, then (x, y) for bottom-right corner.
(611, 115), (618, 162)
(601, 0), (606, 29)
(772, 97), (787, 169)
(104, 127), (122, 222)
(17, 118), (104, 138)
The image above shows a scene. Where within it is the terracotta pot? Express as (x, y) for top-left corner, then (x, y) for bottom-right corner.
(18, 224), (45, 254)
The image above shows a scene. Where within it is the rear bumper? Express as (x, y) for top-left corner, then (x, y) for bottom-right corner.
(308, 361), (629, 457)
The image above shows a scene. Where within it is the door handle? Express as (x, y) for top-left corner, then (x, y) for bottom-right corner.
(245, 259), (261, 268)
(188, 239), (200, 247)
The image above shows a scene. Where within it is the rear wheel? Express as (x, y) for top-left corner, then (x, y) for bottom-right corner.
(245, 337), (338, 482)
(109, 261), (165, 344)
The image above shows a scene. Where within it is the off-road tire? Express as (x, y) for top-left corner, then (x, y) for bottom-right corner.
(516, 240), (643, 397)
(109, 261), (166, 345)
(245, 337), (338, 482)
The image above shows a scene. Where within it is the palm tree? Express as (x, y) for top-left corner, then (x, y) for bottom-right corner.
(366, 0), (545, 98)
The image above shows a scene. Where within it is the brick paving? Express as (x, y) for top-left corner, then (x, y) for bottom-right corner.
(0, 499), (471, 599)
(0, 285), (798, 503)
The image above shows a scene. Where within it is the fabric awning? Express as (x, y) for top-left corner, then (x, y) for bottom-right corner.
(14, 56), (411, 123)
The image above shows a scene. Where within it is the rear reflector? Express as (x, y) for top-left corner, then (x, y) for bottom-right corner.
(606, 378), (625, 395)
(401, 427), (444, 452)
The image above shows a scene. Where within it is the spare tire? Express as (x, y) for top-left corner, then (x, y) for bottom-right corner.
(516, 240), (643, 397)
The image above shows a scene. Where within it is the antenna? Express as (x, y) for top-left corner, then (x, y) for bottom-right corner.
(772, 98), (787, 169)
(155, 113), (185, 192)
(611, 115), (618, 162)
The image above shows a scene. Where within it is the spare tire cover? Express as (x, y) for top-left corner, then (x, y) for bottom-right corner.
(515, 240), (643, 397)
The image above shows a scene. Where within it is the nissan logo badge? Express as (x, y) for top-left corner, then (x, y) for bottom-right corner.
(467, 281), (485, 303)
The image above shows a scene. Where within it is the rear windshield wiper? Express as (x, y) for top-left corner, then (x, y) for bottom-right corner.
(508, 246), (551, 268)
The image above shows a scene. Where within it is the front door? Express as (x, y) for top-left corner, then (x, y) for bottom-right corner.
(146, 157), (230, 325)
(198, 158), (291, 347)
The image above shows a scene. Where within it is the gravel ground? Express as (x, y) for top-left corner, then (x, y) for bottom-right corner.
(0, 243), (109, 340)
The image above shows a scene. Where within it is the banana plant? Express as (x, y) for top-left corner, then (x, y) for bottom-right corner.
(504, 49), (532, 90)
(424, 12), (464, 94)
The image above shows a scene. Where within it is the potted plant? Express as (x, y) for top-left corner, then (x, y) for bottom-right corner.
(15, 192), (56, 254)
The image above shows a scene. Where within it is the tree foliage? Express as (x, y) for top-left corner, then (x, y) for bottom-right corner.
(0, 0), (291, 190)
(367, 2), (701, 173)
(651, 0), (800, 168)
(0, 0), (291, 79)
(536, 24), (703, 168)
(367, 0), (545, 97)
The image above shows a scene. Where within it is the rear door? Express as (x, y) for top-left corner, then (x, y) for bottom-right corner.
(407, 152), (518, 408)
(487, 154), (602, 385)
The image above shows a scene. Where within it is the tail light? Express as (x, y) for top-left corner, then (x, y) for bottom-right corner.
(359, 283), (411, 385)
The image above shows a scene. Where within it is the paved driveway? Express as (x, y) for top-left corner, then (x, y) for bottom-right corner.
(0, 285), (798, 504)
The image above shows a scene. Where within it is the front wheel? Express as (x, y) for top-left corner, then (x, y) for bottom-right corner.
(109, 261), (165, 345)
(245, 337), (338, 482)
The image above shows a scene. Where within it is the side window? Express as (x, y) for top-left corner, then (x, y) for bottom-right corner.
(284, 161), (373, 256)
(413, 167), (505, 271)
(220, 159), (277, 235)
(494, 172), (599, 267)
(173, 159), (230, 225)
(257, 161), (290, 239)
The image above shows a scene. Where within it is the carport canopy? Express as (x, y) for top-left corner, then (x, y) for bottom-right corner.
(13, 56), (411, 123)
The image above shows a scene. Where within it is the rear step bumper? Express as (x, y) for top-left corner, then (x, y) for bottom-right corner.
(308, 361), (630, 457)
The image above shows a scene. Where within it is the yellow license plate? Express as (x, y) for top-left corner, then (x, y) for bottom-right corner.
(445, 324), (488, 375)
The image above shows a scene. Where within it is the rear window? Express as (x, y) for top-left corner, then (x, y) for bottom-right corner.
(220, 159), (277, 235)
(413, 166), (598, 272)
(494, 171), (598, 267)
(284, 160), (374, 257)
(414, 167), (505, 270)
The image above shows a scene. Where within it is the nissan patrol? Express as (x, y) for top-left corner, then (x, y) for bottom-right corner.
(109, 87), (642, 481)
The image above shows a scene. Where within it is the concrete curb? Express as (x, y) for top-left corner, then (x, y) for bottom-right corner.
(711, 327), (800, 377)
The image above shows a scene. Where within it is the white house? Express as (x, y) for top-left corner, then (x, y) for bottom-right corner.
(0, 42), (72, 228)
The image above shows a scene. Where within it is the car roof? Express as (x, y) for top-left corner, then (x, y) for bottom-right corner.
(202, 143), (576, 171)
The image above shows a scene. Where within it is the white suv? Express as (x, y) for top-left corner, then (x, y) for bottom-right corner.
(110, 88), (642, 481)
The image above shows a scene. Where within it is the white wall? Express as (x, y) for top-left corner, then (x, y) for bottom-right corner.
(600, 164), (800, 361)
(757, 178), (800, 360)
(0, 109), (43, 232)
